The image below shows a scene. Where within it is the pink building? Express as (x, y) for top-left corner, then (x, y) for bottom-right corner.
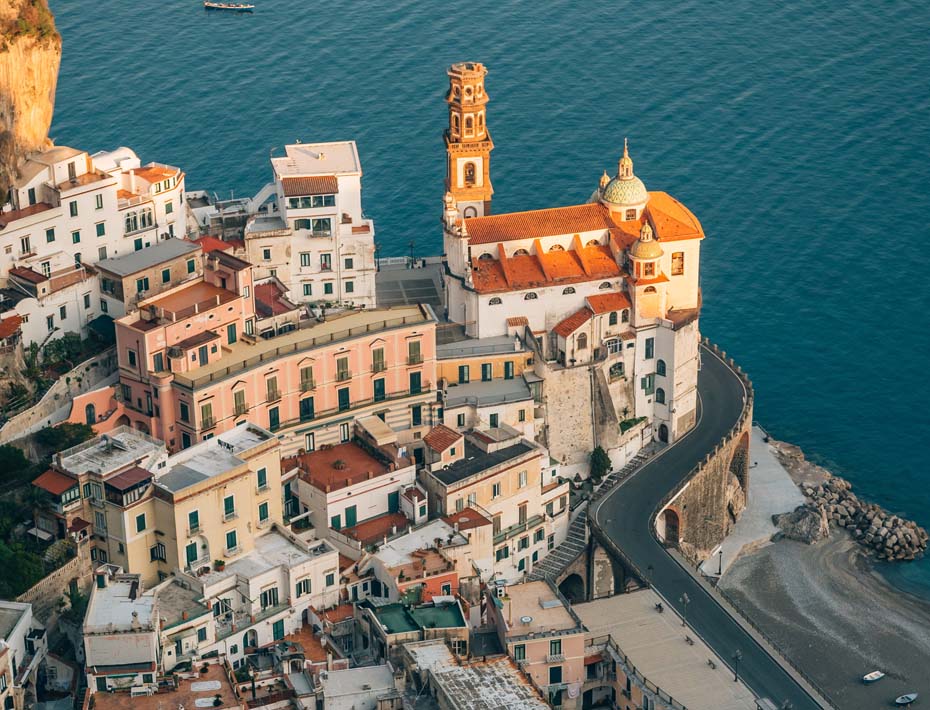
(111, 248), (439, 454)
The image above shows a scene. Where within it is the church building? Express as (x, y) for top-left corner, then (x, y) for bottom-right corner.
(441, 62), (704, 462)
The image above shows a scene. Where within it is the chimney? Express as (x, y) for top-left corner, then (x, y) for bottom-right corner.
(367, 471), (373, 480)
(55, 452), (62, 467)
(182, 610), (189, 621)
(327, 652), (333, 671)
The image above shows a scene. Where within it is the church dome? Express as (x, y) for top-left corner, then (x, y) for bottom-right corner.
(629, 222), (662, 260)
(601, 175), (648, 207)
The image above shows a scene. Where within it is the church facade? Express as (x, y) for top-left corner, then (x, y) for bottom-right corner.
(441, 62), (704, 463)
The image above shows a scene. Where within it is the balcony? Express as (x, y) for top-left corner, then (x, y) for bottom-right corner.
(234, 402), (249, 416)
(371, 362), (387, 373)
(546, 654), (566, 663)
(336, 370), (352, 382)
(223, 510), (238, 523)
(407, 355), (423, 366)
(224, 545), (240, 557)
(201, 416), (216, 429)
(256, 483), (269, 493)
(266, 388), (281, 402)
(493, 514), (545, 545)
(300, 379), (316, 392)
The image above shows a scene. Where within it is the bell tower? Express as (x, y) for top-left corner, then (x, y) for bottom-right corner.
(444, 62), (494, 218)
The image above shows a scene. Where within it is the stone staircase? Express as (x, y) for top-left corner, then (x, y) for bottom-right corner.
(528, 448), (657, 582)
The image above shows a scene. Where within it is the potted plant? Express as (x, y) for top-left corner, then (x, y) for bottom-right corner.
(214, 559), (226, 572)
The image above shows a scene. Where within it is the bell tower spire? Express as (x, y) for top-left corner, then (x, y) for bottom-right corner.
(444, 62), (494, 219)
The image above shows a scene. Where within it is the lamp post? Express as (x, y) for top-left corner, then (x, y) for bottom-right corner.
(679, 593), (690, 627)
(717, 548), (724, 576)
(732, 650), (742, 682)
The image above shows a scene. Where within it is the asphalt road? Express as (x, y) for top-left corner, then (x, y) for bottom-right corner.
(591, 346), (823, 710)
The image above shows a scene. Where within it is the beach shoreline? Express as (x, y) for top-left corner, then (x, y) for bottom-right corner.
(718, 437), (930, 709)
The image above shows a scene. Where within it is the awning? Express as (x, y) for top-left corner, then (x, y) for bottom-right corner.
(357, 415), (397, 446)
(33, 469), (77, 495)
(584, 653), (603, 665)
(27, 527), (54, 541)
(106, 466), (152, 492)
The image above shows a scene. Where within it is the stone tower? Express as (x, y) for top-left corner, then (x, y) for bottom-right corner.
(444, 62), (493, 219)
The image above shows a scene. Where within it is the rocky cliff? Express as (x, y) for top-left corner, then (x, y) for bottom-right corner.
(0, 0), (60, 196)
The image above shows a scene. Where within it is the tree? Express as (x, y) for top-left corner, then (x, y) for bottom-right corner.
(590, 446), (611, 482)
(0, 443), (36, 487)
(34, 422), (94, 451)
(41, 332), (82, 368)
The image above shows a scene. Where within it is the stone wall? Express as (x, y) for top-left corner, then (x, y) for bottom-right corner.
(16, 540), (94, 624)
(542, 365), (596, 466)
(656, 341), (754, 563)
(0, 347), (117, 444)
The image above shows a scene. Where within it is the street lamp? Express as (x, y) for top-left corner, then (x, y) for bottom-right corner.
(717, 548), (724, 576)
(732, 649), (742, 682)
(679, 593), (690, 627)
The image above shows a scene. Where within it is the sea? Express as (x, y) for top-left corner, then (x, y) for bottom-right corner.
(48, 0), (930, 598)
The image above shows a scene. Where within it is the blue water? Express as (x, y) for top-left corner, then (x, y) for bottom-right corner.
(49, 1), (930, 596)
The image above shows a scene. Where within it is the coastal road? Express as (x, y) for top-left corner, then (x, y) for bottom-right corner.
(591, 346), (824, 710)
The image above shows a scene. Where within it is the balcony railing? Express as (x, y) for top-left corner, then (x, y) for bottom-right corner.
(407, 355), (423, 365)
(234, 402), (249, 416)
(372, 362), (387, 373)
(336, 370), (352, 382)
(201, 416), (216, 429)
(223, 510), (237, 522)
(493, 513), (545, 545)
(300, 379), (316, 392)
(188, 524), (201, 536)
(266, 388), (281, 402)
(263, 386), (432, 433)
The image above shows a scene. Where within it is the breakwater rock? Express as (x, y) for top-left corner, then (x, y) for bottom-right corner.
(802, 475), (928, 561)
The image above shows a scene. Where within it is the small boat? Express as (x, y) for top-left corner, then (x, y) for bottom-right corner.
(204, 1), (255, 12)
(895, 693), (918, 706)
(862, 671), (885, 684)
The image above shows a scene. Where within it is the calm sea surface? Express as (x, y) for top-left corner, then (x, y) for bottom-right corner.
(49, 0), (930, 596)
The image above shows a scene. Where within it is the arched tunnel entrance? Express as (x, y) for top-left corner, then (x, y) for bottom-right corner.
(558, 573), (585, 603)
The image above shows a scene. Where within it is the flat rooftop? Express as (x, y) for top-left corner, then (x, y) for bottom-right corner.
(156, 579), (210, 631)
(0, 602), (29, 641)
(574, 590), (757, 710)
(431, 657), (547, 710)
(403, 639), (456, 674)
(89, 663), (239, 710)
(320, 664), (395, 700)
(273, 141), (361, 177)
(85, 575), (156, 633)
(142, 280), (237, 316)
(59, 426), (164, 477)
(173, 305), (432, 389)
(443, 377), (532, 409)
(501, 580), (580, 637)
(292, 440), (394, 493)
(429, 440), (537, 487)
(199, 531), (335, 586)
(97, 238), (200, 277)
(436, 334), (522, 360)
(373, 519), (466, 569)
(157, 422), (274, 493)
(370, 600), (465, 635)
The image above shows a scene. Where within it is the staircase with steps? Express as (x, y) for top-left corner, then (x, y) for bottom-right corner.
(527, 447), (658, 582)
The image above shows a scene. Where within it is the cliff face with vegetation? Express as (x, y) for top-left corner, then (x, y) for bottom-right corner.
(0, 0), (60, 196)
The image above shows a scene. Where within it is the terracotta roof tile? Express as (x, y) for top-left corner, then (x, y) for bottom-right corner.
(645, 192), (704, 241)
(402, 486), (426, 502)
(0, 202), (53, 228)
(553, 307), (593, 337)
(134, 165), (182, 184)
(586, 292), (631, 314)
(443, 507), (492, 531)
(423, 424), (463, 453)
(32, 469), (77, 496)
(281, 176), (339, 197)
(506, 316), (529, 327)
(194, 236), (233, 253)
(254, 282), (297, 317)
(0, 315), (23, 339)
(465, 203), (614, 245)
(342, 512), (409, 546)
(470, 245), (622, 295)
(9, 266), (47, 284)
(105, 466), (152, 492)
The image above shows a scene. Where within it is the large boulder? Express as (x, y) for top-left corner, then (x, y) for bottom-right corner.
(773, 505), (831, 545)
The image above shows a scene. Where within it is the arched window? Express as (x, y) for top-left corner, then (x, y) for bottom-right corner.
(452, 114), (460, 132)
(599, 282), (612, 290)
(586, 239), (600, 247)
(478, 252), (494, 261)
(478, 113), (485, 128)
(513, 248), (529, 256)
(463, 206), (478, 218)
(644, 286), (657, 294)
(562, 287), (575, 295)
(657, 359), (667, 377)
(621, 309), (630, 323)
(84, 403), (96, 425)
(524, 292), (538, 300)
(656, 388), (666, 404)
(549, 244), (565, 252)
(465, 115), (474, 131)
(489, 297), (502, 306)
(577, 333), (588, 350)
(464, 162), (476, 187)
(608, 311), (618, 326)
(626, 209), (637, 220)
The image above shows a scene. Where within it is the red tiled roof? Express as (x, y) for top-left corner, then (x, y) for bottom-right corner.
(320, 604), (355, 624)
(470, 245), (622, 295)
(255, 282), (297, 317)
(465, 203), (614, 245)
(646, 192), (704, 241)
(0, 202), (53, 228)
(342, 512), (409, 546)
(33, 469), (77, 495)
(9, 266), (47, 284)
(443, 507), (492, 531)
(0, 315), (23, 339)
(506, 316), (528, 328)
(351, 225), (371, 234)
(193, 236), (232, 253)
(281, 176), (339, 197)
(105, 466), (152, 492)
(423, 425), (462, 453)
(68, 517), (91, 533)
(584, 653), (603, 665)
(286, 442), (402, 493)
(402, 486), (426, 502)
(553, 307), (593, 337)
(586, 292), (631, 314)
(134, 165), (181, 184)
(338, 554), (355, 572)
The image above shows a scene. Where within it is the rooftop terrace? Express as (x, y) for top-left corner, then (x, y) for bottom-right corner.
(431, 657), (547, 710)
(273, 141), (361, 177)
(84, 575), (156, 633)
(58, 426), (164, 478)
(0, 602), (29, 641)
(500, 580), (581, 638)
(89, 663), (239, 710)
(436, 334), (523, 360)
(199, 530), (336, 587)
(443, 376), (532, 409)
(172, 305), (433, 389)
(290, 440), (400, 493)
(97, 238), (200, 277)
(370, 600), (465, 636)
